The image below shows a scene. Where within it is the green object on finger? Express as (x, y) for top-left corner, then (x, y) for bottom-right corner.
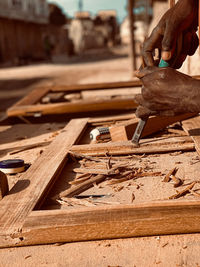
(158, 58), (170, 68)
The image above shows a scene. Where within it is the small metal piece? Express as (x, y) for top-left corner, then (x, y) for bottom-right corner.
(90, 127), (110, 141)
(131, 117), (148, 145)
(74, 194), (108, 199)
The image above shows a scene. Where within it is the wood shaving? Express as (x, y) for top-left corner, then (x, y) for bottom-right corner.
(163, 167), (178, 182)
(131, 193), (135, 202)
(169, 182), (196, 199)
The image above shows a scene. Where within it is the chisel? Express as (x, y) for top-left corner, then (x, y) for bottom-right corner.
(131, 58), (169, 146)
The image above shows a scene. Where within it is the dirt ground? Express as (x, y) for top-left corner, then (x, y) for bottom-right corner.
(1, 48), (200, 267)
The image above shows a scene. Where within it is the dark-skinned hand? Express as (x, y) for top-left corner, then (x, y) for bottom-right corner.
(135, 67), (200, 118)
(143, 0), (198, 68)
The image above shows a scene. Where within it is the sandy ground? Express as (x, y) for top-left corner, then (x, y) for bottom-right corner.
(1, 48), (200, 267)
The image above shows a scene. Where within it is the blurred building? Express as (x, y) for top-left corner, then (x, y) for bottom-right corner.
(69, 10), (120, 54)
(120, 0), (153, 46)
(0, 0), (49, 64)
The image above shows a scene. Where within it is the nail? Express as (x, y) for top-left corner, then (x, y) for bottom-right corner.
(161, 51), (172, 61)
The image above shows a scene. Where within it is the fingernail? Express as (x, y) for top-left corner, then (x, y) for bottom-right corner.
(161, 51), (172, 61)
(133, 70), (140, 77)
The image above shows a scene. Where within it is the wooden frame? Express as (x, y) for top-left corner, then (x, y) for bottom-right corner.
(7, 80), (142, 118)
(0, 114), (200, 248)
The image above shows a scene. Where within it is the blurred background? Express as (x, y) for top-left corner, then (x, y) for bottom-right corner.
(0, 0), (199, 118)
(0, 0), (167, 67)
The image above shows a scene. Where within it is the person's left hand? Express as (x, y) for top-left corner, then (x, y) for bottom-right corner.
(134, 66), (200, 118)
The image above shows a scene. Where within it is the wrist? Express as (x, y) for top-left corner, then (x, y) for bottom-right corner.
(184, 79), (200, 113)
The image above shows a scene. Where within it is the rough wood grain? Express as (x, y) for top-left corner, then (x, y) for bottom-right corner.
(51, 80), (142, 92)
(1, 200), (200, 247)
(110, 113), (197, 142)
(12, 87), (50, 107)
(57, 174), (106, 198)
(70, 136), (194, 156)
(182, 116), (200, 156)
(0, 171), (8, 200)
(88, 113), (135, 124)
(7, 98), (137, 117)
(81, 87), (140, 99)
(0, 118), (88, 234)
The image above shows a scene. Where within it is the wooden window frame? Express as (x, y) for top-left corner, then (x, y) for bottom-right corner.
(0, 114), (200, 248)
(7, 81), (142, 118)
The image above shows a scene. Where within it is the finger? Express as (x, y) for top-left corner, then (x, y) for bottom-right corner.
(134, 94), (144, 105)
(172, 53), (187, 69)
(134, 93), (156, 111)
(162, 21), (178, 52)
(135, 105), (156, 119)
(142, 27), (162, 66)
(161, 51), (172, 61)
(188, 32), (199, 56)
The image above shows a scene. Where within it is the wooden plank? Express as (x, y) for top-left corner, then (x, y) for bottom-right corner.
(7, 98), (138, 117)
(88, 113), (135, 124)
(12, 87), (50, 107)
(71, 136), (194, 156)
(51, 80), (142, 92)
(0, 171), (8, 200)
(182, 115), (200, 156)
(0, 118), (88, 234)
(1, 200), (200, 247)
(81, 87), (141, 99)
(110, 113), (197, 141)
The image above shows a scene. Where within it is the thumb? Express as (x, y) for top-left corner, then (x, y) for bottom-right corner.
(134, 66), (158, 79)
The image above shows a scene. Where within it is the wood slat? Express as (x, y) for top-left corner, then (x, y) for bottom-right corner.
(81, 87), (140, 99)
(1, 200), (200, 247)
(50, 80), (142, 92)
(88, 113), (135, 124)
(12, 87), (50, 107)
(7, 98), (137, 117)
(0, 118), (88, 234)
(182, 115), (200, 156)
(71, 136), (194, 156)
(110, 113), (197, 141)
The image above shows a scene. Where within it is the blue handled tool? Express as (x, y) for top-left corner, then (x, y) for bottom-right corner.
(131, 59), (169, 146)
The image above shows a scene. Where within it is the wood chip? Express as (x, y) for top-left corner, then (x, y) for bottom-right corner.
(73, 167), (115, 175)
(107, 156), (112, 170)
(162, 242), (168, 248)
(171, 175), (182, 188)
(113, 185), (124, 192)
(131, 193), (135, 202)
(69, 174), (92, 185)
(76, 173), (92, 180)
(163, 167), (178, 182)
(169, 182), (196, 199)
(189, 190), (200, 197)
(54, 174), (107, 199)
(58, 197), (96, 207)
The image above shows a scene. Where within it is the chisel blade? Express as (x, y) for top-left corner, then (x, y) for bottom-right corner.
(131, 117), (148, 146)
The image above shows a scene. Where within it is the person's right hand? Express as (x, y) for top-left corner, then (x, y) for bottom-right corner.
(143, 0), (199, 68)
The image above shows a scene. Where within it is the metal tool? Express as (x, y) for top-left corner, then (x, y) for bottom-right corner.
(131, 59), (169, 146)
(90, 127), (110, 141)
